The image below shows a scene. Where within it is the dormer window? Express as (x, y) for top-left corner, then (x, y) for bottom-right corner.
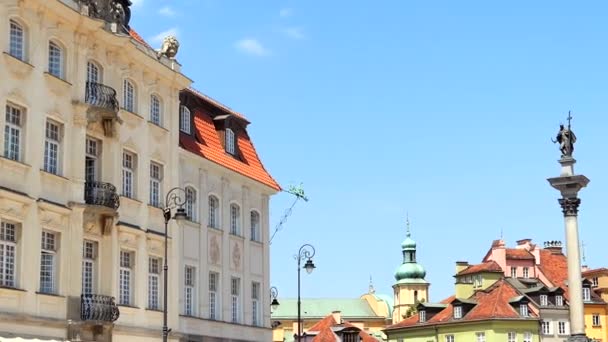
(555, 295), (563, 306)
(180, 106), (191, 134)
(419, 310), (426, 323)
(454, 305), (463, 319)
(540, 294), (548, 306)
(225, 128), (235, 154)
(583, 287), (591, 302)
(592, 277), (599, 287)
(519, 304), (529, 317)
(342, 332), (359, 342)
(522, 267), (529, 278)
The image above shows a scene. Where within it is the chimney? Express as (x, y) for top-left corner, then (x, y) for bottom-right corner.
(332, 311), (342, 324)
(456, 261), (469, 275)
(582, 265), (590, 272)
(516, 239), (532, 249)
(543, 240), (563, 255)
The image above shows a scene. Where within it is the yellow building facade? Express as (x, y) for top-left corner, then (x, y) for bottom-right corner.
(583, 269), (608, 342)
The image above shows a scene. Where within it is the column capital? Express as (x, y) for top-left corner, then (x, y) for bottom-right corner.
(559, 197), (581, 217)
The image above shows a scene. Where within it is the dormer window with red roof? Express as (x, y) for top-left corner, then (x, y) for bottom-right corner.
(519, 303), (529, 317)
(555, 295), (563, 306)
(225, 128), (236, 154)
(180, 105), (191, 134)
(419, 310), (426, 322)
(453, 305), (463, 319)
(583, 287), (591, 301)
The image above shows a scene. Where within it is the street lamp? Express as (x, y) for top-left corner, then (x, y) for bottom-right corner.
(270, 286), (280, 312)
(295, 244), (316, 342)
(162, 187), (187, 342)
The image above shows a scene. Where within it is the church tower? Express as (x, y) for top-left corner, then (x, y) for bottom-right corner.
(392, 216), (430, 324)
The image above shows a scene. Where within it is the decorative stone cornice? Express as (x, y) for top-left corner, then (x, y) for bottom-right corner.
(558, 197), (581, 217)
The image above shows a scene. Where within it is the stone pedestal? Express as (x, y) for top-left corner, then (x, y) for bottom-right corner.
(547, 157), (590, 340)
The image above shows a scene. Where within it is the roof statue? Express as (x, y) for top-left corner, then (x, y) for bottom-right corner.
(552, 111), (577, 158)
(81, 0), (133, 33)
(157, 36), (180, 60)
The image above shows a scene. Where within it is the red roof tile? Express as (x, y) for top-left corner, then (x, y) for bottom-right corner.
(583, 268), (608, 277)
(308, 314), (377, 342)
(506, 249), (535, 260)
(538, 249), (569, 297)
(179, 92), (280, 191)
(457, 261), (503, 276)
(129, 29), (153, 49)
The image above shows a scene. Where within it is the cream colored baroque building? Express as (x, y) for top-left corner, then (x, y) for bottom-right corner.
(0, 0), (280, 341)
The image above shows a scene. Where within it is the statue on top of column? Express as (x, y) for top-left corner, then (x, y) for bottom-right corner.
(552, 111), (577, 158)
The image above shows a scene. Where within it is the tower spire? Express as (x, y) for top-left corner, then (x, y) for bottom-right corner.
(369, 275), (375, 294)
(406, 213), (411, 237)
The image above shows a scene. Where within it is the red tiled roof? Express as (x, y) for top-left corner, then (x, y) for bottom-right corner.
(185, 88), (249, 122)
(308, 314), (377, 342)
(506, 249), (535, 260)
(179, 94), (280, 191)
(129, 29), (153, 49)
(457, 261), (503, 276)
(386, 280), (537, 331)
(538, 249), (569, 297)
(583, 268), (608, 277)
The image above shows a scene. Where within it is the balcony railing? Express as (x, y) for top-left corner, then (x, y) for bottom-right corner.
(80, 294), (120, 322)
(84, 181), (120, 210)
(85, 82), (119, 113)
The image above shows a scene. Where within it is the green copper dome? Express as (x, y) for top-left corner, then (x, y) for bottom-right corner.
(394, 262), (427, 281)
(401, 236), (416, 250)
(394, 216), (428, 283)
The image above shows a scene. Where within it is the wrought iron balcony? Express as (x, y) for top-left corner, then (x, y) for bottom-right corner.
(84, 181), (120, 210)
(80, 294), (120, 322)
(85, 82), (119, 113)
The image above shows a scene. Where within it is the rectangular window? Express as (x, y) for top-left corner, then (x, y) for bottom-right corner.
(523, 332), (532, 342)
(558, 321), (567, 335)
(419, 310), (426, 322)
(4, 104), (23, 161)
(592, 314), (601, 327)
(148, 257), (160, 310)
(252, 281), (260, 326)
(82, 240), (97, 295)
(122, 151), (135, 198)
(453, 305), (462, 319)
(185, 187), (197, 222)
(592, 277), (599, 287)
(149, 162), (162, 207)
(85, 137), (100, 182)
(519, 304), (528, 317)
(230, 204), (240, 235)
(540, 294), (548, 306)
(583, 287), (591, 301)
(150, 95), (161, 125)
(507, 332), (516, 342)
(522, 267), (529, 278)
(119, 250), (133, 305)
(209, 272), (219, 320)
(40, 231), (57, 294)
(9, 20), (24, 60)
(555, 295), (563, 306)
(511, 266), (517, 278)
(444, 335), (454, 342)
(250, 211), (260, 242)
(225, 128), (235, 154)
(208, 196), (218, 228)
(231, 277), (240, 323)
(184, 266), (195, 316)
(43, 120), (61, 174)
(475, 332), (485, 342)
(179, 106), (190, 134)
(541, 320), (552, 335)
(0, 221), (17, 287)
(48, 41), (63, 78)
(123, 80), (135, 112)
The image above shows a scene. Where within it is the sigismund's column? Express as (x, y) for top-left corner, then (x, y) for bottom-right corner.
(547, 113), (590, 342)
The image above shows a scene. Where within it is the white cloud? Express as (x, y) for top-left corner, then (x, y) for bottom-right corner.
(235, 38), (270, 56)
(149, 28), (179, 45)
(158, 6), (176, 17)
(279, 8), (293, 18)
(283, 27), (305, 40)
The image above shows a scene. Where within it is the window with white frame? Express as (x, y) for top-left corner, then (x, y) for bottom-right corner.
(453, 305), (462, 319)
(583, 287), (591, 302)
(558, 321), (568, 335)
(85, 137), (100, 182)
(150, 95), (161, 126)
(419, 310), (426, 322)
(475, 332), (485, 342)
(0, 221), (17, 287)
(592, 313), (601, 327)
(252, 281), (260, 326)
(9, 19), (25, 60)
(523, 332), (532, 342)
(4, 103), (24, 161)
(555, 295), (563, 306)
(445, 335), (454, 342)
(40, 231), (57, 294)
(82, 240), (97, 295)
(123, 79), (136, 112)
(185, 187), (197, 222)
(522, 267), (529, 278)
(230, 204), (240, 235)
(149, 162), (162, 207)
(507, 332), (516, 342)
(225, 128), (235, 154)
(208, 195), (219, 228)
(592, 277), (599, 287)
(86, 61), (101, 84)
(540, 294), (548, 306)
(119, 250), (133, 305)
(209, 271), (219, 320)
(511, 267), (517, 278)
(122, 151), (136, 198)
(48, 41), (64, 78)
(541, 320), (552, 335)
(44, 120), (61, 175)
(179, 105), (190, 134)
(231, 277), (240, 323)
(184, 266), (195, 316)
(519, 304), (529, 317)
(148, 257), (161, 310)
(250, 211), (260, 242)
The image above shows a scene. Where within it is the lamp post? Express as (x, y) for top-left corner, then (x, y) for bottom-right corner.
(270, 286), (280, 311)
(162, 187), (187, 342)
(295, 244), (316, 342)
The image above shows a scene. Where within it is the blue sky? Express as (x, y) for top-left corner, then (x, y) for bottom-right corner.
(131, 1), (608, 302)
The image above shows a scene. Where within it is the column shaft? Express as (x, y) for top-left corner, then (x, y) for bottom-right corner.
(564, 214), (585, 335)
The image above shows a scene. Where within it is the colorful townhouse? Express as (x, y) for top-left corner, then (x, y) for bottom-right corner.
(582, 268), (608, 342)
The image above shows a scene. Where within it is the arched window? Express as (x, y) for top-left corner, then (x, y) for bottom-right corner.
(9, 19), (25, 60)
(230, 204), (240, 235)
(250, 211), (260, 242)
(87, 61), (102, 84)
(123, 79), (136, 112)
(48, 40), (64, 79)
(208, 195), (219, 228)
(180, 105), (191, 134)
(185, 186), (197, 222)
(150, 95), (162, 126)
